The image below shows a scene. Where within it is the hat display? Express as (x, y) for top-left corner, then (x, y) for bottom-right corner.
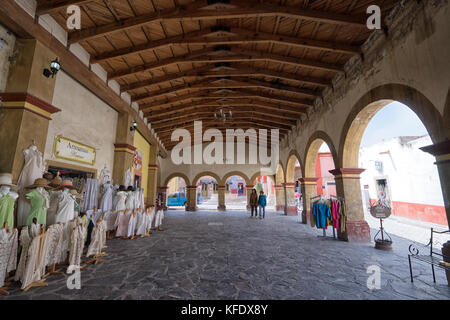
(26, 178), (52, 190)
(54, 179), (77, 191)
(0, 173), (17, 189)
(49, 172), (62, 187)
(43, 172), (54, 181)
(70, 189), (82, 199)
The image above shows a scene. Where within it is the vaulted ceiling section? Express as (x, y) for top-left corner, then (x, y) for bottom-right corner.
(37, 0), (400, 149)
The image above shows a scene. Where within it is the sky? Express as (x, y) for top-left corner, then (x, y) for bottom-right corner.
(360, 101), (429, 147)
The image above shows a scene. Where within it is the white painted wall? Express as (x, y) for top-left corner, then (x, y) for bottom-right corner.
(45, 71), (118, 174)
(359, 135), (444, 206)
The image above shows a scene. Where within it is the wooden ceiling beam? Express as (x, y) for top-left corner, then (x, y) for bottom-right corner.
(109, 49), (343, 80)
(143, 100), (306, 118)
(132, 78), (318, 103)
(92, 27), (360, 64)
(36, 0), (94, 15)
(68, 0), (367, 44)
(139, 90), (312, 110)
(121, 65), (329, 92)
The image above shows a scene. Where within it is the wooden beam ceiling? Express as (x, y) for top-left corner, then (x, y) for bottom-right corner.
(66, 0), (367, 44)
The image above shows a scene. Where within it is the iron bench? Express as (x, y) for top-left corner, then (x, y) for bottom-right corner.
(408, 228), (450, 283)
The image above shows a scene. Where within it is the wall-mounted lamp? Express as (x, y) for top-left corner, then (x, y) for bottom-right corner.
(130, 120), (137, 133)
(43, 57), (61, 78)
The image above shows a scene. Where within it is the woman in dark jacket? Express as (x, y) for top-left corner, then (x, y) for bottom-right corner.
(249, 189), (258, 217)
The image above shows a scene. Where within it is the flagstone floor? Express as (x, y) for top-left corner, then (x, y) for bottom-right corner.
(2, 210), (450, 300)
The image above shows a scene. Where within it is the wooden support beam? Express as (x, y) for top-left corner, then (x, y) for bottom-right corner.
(121, 65), (329, 92)
(92, 27), (360, 64)
(68, 0), (367, 44)
(132, 78), (318, 103)
(37, 0), (94, 15)
(109, 49), (343, 80)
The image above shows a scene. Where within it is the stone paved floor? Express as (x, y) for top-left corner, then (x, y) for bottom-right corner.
(2, 210), (450, 300)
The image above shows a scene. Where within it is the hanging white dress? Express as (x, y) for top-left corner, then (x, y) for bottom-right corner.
(82, 179), (99, 212)
(104, 210), (118, 231)
(125, 191), (135, 211)
(0, 228), (18, 287)
(147, 208), (156, 231)
(115, 191), (127, 212)
(15, 227), (31, 282)
(67, 217), (84, 273)
(55, 192), (75, 224)
(99, 182), (113, 212)
(127, 212), (136, 237)
(46, 190), (61, 226)
(135, 210), (146, 236)
(45, 223), (64, 267)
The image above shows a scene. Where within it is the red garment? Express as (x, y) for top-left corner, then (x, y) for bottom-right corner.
(331, 200), (340, 230)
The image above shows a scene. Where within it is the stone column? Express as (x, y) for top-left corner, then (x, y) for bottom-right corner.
(186, 185), (197, 211)
(146, 145), (158, 206)
(112, 112), (135, 186)
(283, 182), (297, 216)
(0, 39), (61, 181)
(217, 185), (226, 211)
(299, 178), (319, 225)
(330, 168), (370, 242)
(157, 186), (168, 211)
(246, 184), (254, 210)
(275, 184), (285, 212)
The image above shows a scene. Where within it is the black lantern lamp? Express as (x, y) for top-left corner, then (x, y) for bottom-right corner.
(130, 120), (137, 133)
(43, 57), (61, 78)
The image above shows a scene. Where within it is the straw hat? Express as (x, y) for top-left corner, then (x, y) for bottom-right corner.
(53, 179), (77, 191)
(26, 178), (52, 190)
(0, 173), (17, 189)
(49, 172), (62, 188)
(70, 188), (82, 198)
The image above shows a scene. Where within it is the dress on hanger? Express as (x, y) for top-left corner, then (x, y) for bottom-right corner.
(15, 227), (31, 282)
(127, 211), (136, 237)
(135, 210), (146, 235)
(25, 189), (49, 226)
(47, 190), (61, 226)
(0, 228), (18, 288)
(115, 191), (127, 212)
(114, 211), (131, 237)
(17, 146), (45, 227)
(55, 192), (75, 224)
(0, 192), (15, 228)
(99, 182), (113, 212)
(125, 192), (135, 211)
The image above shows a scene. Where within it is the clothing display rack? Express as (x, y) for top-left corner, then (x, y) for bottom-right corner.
(310, 195), (346, 240)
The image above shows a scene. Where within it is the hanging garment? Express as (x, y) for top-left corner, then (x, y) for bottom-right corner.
(115, 191), (127, 212)
(25, 189), (49, 226)
(20, 234), (41, 289)
(147, 208), (156, 231)
(99, 182), (114, 212)
(15, 227), (31, 282)
(157, 210), (164, 227)
(0, 192), (15, 228)
(67, 218), (85, 273)
(114, 211), (131, 237)
(112, 185), (119, 210)
(125, 191), (135, 211)
(133, 190), (141, 211)
(135, 210), (146, 236)
(139, 189), (145, 213)
(45, 224), (64, 267)
(30, 223), (41, 238)
(127, 212), (137, 237)
(81, 179), (99, 212)
(340, 202), (347, 233)
(331, 200), (340, 230)
(55, 191), (75, 224)
(99, 220), (107, 249)
(312, 203), (331, 229)
(16, 146), (45, 227)
(87, 220), (104, 257)
(104, 211), (118, 231)
(46, 190), (61, 226)
(0, 228), (18, 288)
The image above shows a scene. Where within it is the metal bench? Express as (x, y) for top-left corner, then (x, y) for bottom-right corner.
(408, 228), (450, 283)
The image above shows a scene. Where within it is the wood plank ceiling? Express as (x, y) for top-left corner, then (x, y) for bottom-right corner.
(37, 0), (400, 150)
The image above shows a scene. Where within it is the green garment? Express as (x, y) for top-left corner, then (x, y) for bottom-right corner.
(25, 190), (48, 226)
(0, 192), (15, 228)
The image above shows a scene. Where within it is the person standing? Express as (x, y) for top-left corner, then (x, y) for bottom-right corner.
(249, 189), (258, 218)
(258, 191), (267, 219)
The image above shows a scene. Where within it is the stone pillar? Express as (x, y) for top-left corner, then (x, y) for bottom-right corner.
(146, 145), (158, 206)
(299, 178), (319, 225)
(330, 168), (370, 242)
(186, 185), (197, 211)
(246, 184), (254, 210)
(283, 182), (297, 216)
(217, 185), (226, 211)
(112, 112), (135, 186)
(157, 186), (168, 211)
(420, 141), (450, 229)
(275, 184), (285, 212)
(0, 39), (60, 181)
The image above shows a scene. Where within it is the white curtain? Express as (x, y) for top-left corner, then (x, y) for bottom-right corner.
(82, 178), (99, 212)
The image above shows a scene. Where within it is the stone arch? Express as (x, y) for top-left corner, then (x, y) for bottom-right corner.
(192, 171), (222, 186)
(275, 162), (285, 184)
(164, 172), (191, 187)
(304, 131), (338, 178)
(285, 150), (303, 182)
(444, 86), (450, 140)
(339, 84), (446, 168)
(222, 171), (251, 185)
(250, 172), (275, 185)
